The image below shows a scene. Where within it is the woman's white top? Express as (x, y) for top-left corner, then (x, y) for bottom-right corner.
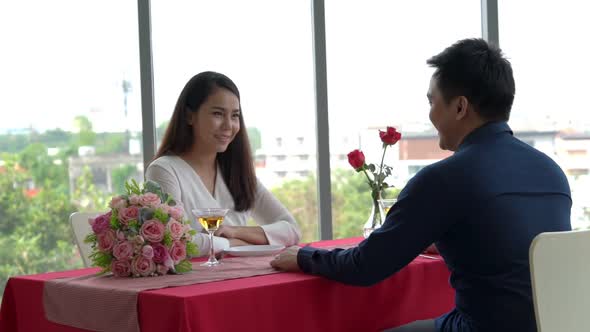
(145, 155), (301, 255)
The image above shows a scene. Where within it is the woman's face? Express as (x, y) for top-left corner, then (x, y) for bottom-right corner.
(189, 87), (241, 154)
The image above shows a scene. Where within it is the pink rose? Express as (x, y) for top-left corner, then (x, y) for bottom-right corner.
(97, 229), (116, 252)
(119, 206), (139, 225)
(156, 264), (169, 275)
(139, 193), (161, 208)
(111, 260), (132, 277)
(167, 219), (184, 240)
(168, 206), (184, 220)
(169, 241), (187, 264)
(142, 245), (154, 259)
(129, 194), (140, 206)
(131, 256), (155, 277)
(151, 243), (169, 264)
(109, 195), (127, 210)
(112, 241), (133, 260)
(116, 230), (126, 241)
(140, 219), (165, 243)
(90, 212), (111, 234)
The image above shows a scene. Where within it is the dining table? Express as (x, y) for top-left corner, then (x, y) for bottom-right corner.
(0, 237), (454, 332)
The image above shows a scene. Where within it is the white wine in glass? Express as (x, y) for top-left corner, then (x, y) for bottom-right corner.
(378, 198), (397, 221)
(192, 208), (229, 267)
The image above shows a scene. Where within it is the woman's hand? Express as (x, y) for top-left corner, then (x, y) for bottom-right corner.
(214, 225), (269, 245)
(214, 225), (237, 239)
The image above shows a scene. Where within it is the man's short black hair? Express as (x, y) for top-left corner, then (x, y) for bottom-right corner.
(427, 38), (515, 121)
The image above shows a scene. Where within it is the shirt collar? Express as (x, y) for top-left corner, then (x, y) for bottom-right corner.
(458, 121), (513, 150)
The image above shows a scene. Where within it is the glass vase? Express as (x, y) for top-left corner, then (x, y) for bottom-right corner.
(363, 192), (384, 238)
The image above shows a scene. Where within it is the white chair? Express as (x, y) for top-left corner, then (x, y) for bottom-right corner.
(70, 212), (99, 267)
(529, 229), (590, 332)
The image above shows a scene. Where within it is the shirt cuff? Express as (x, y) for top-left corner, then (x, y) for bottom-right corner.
(297, 246), (317, 273)
(213, 236), (231, 253)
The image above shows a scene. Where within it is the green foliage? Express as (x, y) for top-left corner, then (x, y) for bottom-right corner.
(174, 259), (192, 273)
(89, 251), (113, 269)
(186, 241), (199, 257)
(157, 121), (170, 142)
(247, 127), (262, 153)
(154, 208), (170, 223)
(271, 175), (319, 242)
(271, 169), (402, 242)
(111, 165), (137, 194)
(162, 233), (173, 247)
(72, 166), (109, 212)
(73, 115), (96, 146)
(0, 150), (84, 298)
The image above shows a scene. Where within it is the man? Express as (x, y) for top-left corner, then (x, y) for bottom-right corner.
(271, 38), (572, 332)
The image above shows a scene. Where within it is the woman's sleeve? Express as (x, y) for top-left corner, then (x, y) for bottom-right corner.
(145, 163), (182, 204)
(145, 162), (230, 256)
(250, 180), (301, 246)
(191, 233), (230, 256)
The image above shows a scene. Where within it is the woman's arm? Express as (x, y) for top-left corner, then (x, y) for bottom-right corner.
(146, 162), (233, 255)
(248, 180), (301, 246)
(215, 225), (268, 245)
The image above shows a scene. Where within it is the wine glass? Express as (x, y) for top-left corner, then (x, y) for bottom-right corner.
(378, 198), (397, 222)
(192, 207), (229, 267)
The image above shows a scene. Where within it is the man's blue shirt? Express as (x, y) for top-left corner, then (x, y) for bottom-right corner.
(298, 122), (572, 332)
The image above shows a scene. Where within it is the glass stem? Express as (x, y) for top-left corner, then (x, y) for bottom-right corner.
(208, 230), (215, 262)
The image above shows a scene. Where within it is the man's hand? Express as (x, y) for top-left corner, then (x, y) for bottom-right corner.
(270, 246), (301, 272)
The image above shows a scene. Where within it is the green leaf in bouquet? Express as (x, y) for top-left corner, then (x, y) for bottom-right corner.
(144, 180), (163, 197)
(128, 220), (139, 230)
(368, 164), (376, 173)
(166, 197), (177, 206)
(153, 208), (170, 223)
(186, 241), (199, 257)
(90, 251), (113, 268)
(110, 217), (121, 230)
(174, 259), (192, 273)
(84, 233), (97, 244)
(125, 179), (142, 196)
(162, 232), (173, 247)
(188, 229), (197, 236)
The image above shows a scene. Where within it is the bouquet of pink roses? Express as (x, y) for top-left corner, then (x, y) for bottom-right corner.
(85, 180), (198, 277)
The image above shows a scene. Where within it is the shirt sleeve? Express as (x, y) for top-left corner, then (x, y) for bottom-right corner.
(250, 180), (301, 246)
(297, 166), (457, 286)
(191, 232), (230, 256)
(145, 162), (182, 204)
(146, 162), (231, 256)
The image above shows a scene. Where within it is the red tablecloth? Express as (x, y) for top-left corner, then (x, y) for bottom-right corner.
(0, 237), (454, 332)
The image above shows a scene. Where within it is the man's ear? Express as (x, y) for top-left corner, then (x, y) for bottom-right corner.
(455, 96), (469, 120)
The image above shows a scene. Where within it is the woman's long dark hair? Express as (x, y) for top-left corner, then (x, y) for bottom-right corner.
(155, 71), (256, 211)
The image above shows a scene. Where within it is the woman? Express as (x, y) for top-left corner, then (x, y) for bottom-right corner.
(146, 71), (301, 255)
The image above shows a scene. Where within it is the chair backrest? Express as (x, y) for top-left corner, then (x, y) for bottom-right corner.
(529, 229), (590, 332)
(70, 212), (99, 267)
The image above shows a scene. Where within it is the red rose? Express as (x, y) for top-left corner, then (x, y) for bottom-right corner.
(379, 127), (402, 145)
(347, 149), (366, 171)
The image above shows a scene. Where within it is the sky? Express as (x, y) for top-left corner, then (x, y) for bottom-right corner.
(1, 0), (589, 137)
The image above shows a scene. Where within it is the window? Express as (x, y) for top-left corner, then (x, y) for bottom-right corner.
(325, 0), (481, 238)
(151, 0), (319, 242)
(0, 0), (141, 296)
(499, 0), (590, 229)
